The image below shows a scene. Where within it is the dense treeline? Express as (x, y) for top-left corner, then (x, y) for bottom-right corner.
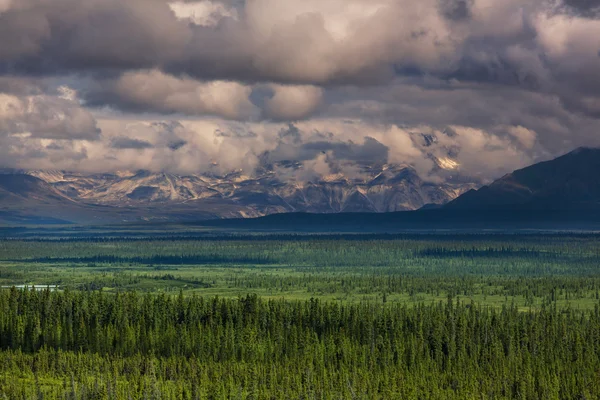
(1, 288), (600, 398)
(4, 232), (600, 242)
(3, 237), (600, 272)
(3, 235), (600, 260)
(16, 254), (275, 265)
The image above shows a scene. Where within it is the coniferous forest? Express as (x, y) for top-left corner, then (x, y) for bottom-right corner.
(1, 233), (600, 398)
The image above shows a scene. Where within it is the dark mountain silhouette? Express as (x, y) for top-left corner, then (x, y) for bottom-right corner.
(445, 147), (600, 210)
(0, 174), (73, 205)
(0, 174), (88, 224)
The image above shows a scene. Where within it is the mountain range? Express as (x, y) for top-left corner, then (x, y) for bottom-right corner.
(0, 161), (476, 224)
(1, 147), (599, 227)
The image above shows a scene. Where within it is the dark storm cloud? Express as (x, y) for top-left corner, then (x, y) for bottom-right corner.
(0, 0), (594, 96)
(0, 0), (189, 74)
(167, 139), (187, 151)
(268, 135), (389, 164)
(215, 127), (258, 139)
(441, 53), (543, 91)
(0, 76), (45, 95)
(561, 0), (600, 17)
(277, 124), (302, 144)
(439, 0), (473, 20)
(0, 0), (456, 85)
(306, 137), (389, 162)
(110, 137), (154, 150)
(45, 142), (64, 150)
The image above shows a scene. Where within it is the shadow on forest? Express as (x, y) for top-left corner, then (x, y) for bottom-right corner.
(8, 255), (275, 265)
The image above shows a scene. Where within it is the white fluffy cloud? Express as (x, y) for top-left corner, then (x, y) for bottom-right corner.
(264, 85), (324, 120)
(105, 70), (258, 120)
(507, 125), (537, 149)
(169, 1), (238, 26)
(0, 93), (100, 140)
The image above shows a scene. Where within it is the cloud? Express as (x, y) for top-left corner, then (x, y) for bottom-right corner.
(0, 0), (190, 73)
(507, 125), (537, 149)
(110, 137), (154, 149)
(85, 74), (322, 122)
(0, 0), (12, 13)
(326, 77), (600, 154)
(561, 0), (600, 17)
(0, 0), (595, 96)
(0, 92), (100, 140)
(264, 84), (324, 120)
(442, 125), (535, 178)
(169, 1), (239, 26)
(0, 0), (599, 186)
(0, 0), (598, 118)
(534, 12), (600, 97)
(0, 76), (45, 95)
(0, 0), (458, 84)
(439, 0), (473, 21)
(84, 70), (258, 120)
(266, 135), (389, 164)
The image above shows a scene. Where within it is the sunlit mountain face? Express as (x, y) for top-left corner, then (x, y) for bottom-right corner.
(21, 156), (476, 219)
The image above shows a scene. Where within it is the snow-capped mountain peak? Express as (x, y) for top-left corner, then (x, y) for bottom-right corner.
(23, 161), (477, 219)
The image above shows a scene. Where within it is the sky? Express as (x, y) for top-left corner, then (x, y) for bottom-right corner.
(0, 0), (599, 183)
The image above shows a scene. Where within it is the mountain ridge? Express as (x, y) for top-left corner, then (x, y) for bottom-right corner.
(192, 146), (600, 231)
(4, 147), (598, 227)
(0, 162), (477, 224)
(444, 147), (600, 210)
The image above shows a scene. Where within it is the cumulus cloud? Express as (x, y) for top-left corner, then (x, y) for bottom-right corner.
(0, 0), (458, 83)
(0, 0), (595, 94)
(507, 125), (537, 149)
(264, 85), (324, 120)
(85, 70), (258, 120)
(326, 77), (600, 154)
(169, 1), (239, 26)
(0, 92), (100, 140)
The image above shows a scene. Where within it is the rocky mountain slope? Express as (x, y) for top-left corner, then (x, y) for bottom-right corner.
(0, 160), (476, 224)
(25, 163), (474, 217)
